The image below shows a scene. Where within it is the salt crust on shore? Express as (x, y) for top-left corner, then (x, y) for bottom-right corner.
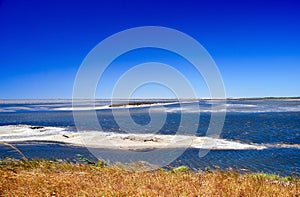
(0, 125), (266, 150)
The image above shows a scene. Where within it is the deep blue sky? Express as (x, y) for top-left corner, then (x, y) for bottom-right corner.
(0, 0), (299, 99)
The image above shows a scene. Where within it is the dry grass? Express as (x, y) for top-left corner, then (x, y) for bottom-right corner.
(0, 159), (299, 197)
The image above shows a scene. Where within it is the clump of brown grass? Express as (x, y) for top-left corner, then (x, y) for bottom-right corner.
(0, 159), (299, 197)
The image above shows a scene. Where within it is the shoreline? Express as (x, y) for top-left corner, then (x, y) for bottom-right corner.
(1, 140), (300, 177)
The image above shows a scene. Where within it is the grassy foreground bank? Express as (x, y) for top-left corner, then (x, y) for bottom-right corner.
(0, 159), (299, 197)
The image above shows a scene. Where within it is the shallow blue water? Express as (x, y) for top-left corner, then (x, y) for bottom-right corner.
(0, 99), (299, 176)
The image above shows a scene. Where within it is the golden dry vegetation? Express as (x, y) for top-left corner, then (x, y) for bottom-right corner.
(0, 159), (299, 197)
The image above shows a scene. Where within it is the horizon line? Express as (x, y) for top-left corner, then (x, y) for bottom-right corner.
(1, 96), (300, 100)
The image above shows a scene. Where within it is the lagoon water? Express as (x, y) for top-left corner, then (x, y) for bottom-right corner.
(0, 99), (299, 176)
